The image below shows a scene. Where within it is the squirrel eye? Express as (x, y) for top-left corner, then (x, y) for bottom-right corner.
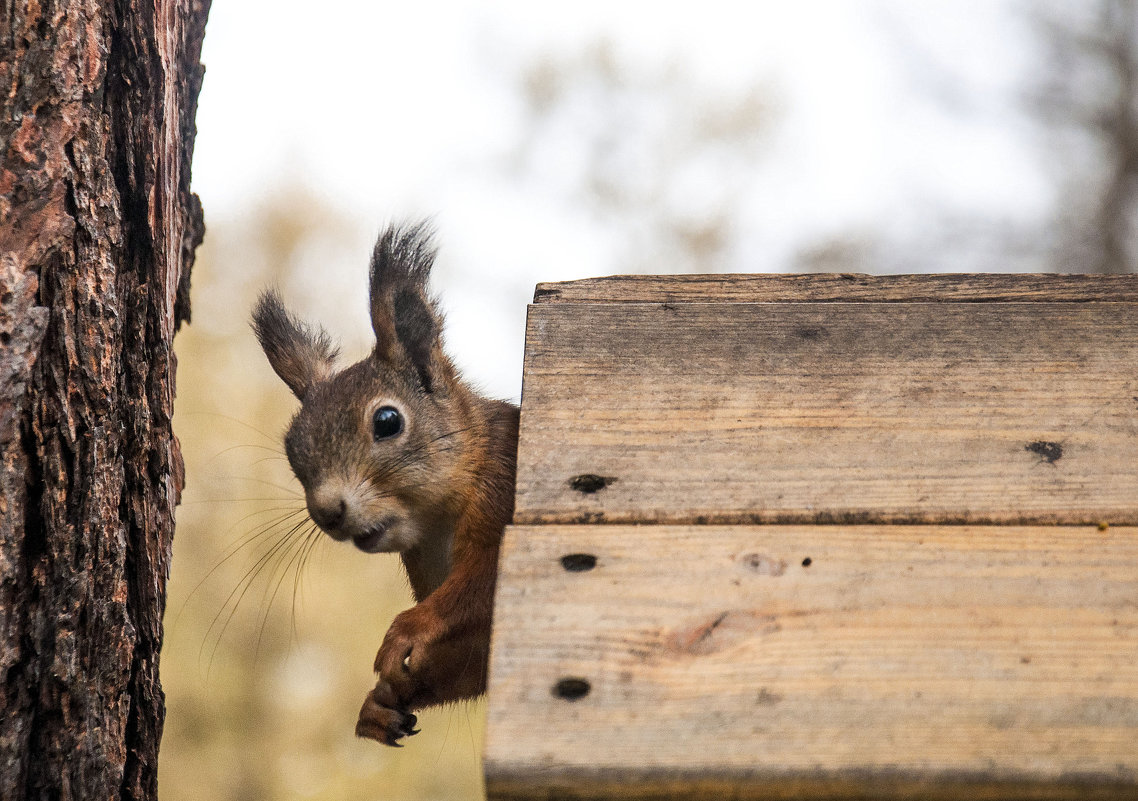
(372, 406), (403, 440)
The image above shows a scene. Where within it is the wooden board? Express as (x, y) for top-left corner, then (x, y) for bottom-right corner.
(515, 302), (1138, 527)
(484, 524), (1138, 800)
(534, 273), (1138, 304)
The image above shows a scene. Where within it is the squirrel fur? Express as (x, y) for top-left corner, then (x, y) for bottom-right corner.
(252, 222), (519, 746)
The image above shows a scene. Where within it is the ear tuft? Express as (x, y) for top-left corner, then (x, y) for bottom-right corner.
(252, 290), (339, 399)
(369, 221), (445, 390)
(371, 220), (438, 293)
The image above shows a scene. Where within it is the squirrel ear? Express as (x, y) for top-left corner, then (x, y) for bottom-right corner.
(369, 222), (443, 392)
(252, 290), (339, 399)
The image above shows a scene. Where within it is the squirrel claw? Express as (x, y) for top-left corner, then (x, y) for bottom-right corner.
(357, 681), (417, 747)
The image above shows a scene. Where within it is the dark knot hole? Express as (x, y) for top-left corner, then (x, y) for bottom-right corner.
(561, 553), (597, 572)
(553, 677), (591, 701)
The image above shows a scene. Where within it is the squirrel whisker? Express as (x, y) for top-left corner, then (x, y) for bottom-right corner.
(255, 522), (324, 659)
(201, 514), (314, 672)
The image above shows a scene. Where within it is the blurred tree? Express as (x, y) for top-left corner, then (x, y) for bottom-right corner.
(508, 40), (775, 274)
(789, 1), (1138, 276)
(1028, 0), (1138, 273)
(0, 1), (209, 800)
(504, 31), (1055, 278)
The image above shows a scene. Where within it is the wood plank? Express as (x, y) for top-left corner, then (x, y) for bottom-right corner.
(516, 302), (1138, 526)
(533, 273), (1138, 304)
(484, 524), (1138, 800)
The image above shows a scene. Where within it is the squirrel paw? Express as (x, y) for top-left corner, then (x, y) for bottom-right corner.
(373, 604), (440, 706)
(373, 601), (492, 722)
(356, 680), (419, 747)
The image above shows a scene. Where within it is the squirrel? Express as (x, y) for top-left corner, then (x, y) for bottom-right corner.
(251, 222), (519, 746)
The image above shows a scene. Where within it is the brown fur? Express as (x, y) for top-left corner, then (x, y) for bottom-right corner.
(252, 222), (518, 746)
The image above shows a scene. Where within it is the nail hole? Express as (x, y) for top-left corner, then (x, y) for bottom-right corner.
(1025, 440), (1063, 463)
(569, 474), (615, 494)
(801, 557), (812, 567)
(553, 677), (591, 701)
(561, 553), (597, 572)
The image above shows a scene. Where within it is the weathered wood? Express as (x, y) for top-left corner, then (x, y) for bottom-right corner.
(516, 301), (1138, 526)
(495, 275), (1138, 798)
(533, 273), (1138, 304)
(485, 524), (1138, 800)
(0, 1), (209, 799)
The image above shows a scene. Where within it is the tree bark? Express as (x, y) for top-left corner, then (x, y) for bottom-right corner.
(0, 1), (209, 799)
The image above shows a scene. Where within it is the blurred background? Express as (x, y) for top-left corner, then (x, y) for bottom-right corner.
(160, 2), (1138, 800)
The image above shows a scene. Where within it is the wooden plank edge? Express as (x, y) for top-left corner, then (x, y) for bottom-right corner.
(485, 765), (1138, 801)
(532, 273), (1138, 304)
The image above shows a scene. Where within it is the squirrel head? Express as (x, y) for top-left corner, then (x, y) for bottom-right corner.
(252, 222), (474, 554)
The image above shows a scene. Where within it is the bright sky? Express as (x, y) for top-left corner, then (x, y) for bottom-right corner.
(192, 0), (1040, 399)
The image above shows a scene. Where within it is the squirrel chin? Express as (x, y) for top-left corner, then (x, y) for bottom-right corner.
(351, 525), (388, 554)
(348, 515), (413, 554)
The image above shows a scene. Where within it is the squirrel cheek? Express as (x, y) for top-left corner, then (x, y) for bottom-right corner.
(385, 519), (423, 552)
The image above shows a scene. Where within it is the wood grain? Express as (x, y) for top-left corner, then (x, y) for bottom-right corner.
(516, 301), (1138, 526)
(533, 273), (1138, 304)
(484, 524), (1138, 800)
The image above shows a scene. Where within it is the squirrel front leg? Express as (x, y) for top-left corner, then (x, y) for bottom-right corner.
(356, 532), (500, 744)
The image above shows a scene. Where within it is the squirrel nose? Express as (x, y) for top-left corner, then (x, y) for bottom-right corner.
(309, 495), (346, 531)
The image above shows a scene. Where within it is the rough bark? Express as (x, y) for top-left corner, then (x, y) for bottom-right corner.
(0, 1), (209, 799)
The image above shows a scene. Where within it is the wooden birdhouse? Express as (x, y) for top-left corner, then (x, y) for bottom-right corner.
(483, 274), (1138, 800)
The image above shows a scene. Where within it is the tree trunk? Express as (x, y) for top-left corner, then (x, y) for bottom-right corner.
(0, 1), (209, 799)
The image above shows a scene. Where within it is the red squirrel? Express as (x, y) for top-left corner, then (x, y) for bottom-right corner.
(252, 222), (519, 746)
